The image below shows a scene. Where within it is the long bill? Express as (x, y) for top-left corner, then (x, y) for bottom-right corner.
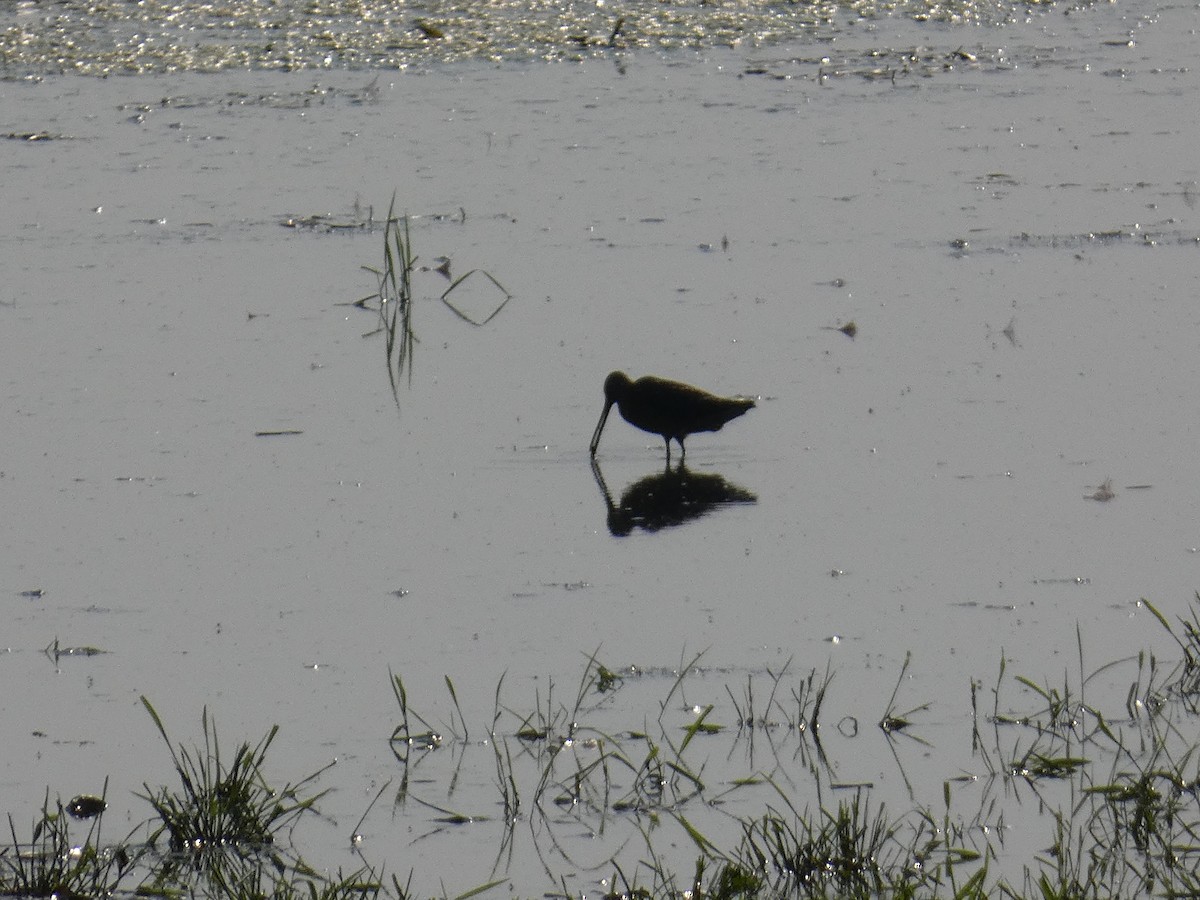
(589, 400), (614, 456)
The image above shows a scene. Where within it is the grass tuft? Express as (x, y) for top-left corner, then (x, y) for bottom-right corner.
(137, 696), (332, 855)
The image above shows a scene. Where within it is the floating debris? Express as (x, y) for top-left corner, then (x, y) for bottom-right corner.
(413, 19), (445, 39)
(3, 130), (76, 141)
(44, 638), (108, 660)
(407, 731), (442, 750)
(416, 256), (453, 280)
(67, 795), (107, 819)
(1084, 478), (1116, 502)
(281, 213), (371, 232)
(821, 321), (857, 338)
(1001, 317), (1017, 346)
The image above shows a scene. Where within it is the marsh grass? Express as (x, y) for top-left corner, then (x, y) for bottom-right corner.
(389, 670), (444, 758)
(878, 651), (931, 738)
(4, 700), (397, 900)
(137, 696), (332, 855)
(718, 790), (897, 898)
(10, 602), (1200, 898)
(371, 608), (1200, 898)
(0, 781), (138, 898)
(358, 199), (417, 401)
(1143, 595), (1200, 697)
(355, 195), (511, 406)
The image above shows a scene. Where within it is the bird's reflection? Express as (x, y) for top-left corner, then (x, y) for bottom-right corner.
(591, 458), (756, 536)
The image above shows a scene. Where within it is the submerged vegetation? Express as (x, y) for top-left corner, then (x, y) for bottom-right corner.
(6, 598), (1200, 897)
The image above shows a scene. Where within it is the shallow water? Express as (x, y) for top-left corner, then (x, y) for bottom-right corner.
(3, 0), (1200, 894)
(1, 0), (1102, 74)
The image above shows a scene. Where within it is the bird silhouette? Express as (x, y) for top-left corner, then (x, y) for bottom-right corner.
(589, 371), (755, 461)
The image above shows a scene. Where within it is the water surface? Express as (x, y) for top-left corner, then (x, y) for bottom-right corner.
(3, 0), (1200, 894)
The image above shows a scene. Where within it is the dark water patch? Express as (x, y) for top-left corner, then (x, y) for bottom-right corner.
(746, 41), (1006, 83)
(1013, 226), (1200, 250)
(119, 80), (380, 112)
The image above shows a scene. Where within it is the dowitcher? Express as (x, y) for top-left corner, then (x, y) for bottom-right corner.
(589, 371), (755, 461)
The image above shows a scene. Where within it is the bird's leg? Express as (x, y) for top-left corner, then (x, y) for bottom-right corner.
(679, 439), (686, 462)
(663, 437), (672, 464)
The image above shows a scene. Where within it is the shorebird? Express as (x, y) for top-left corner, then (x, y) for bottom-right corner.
(589, 371), (755, 461)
